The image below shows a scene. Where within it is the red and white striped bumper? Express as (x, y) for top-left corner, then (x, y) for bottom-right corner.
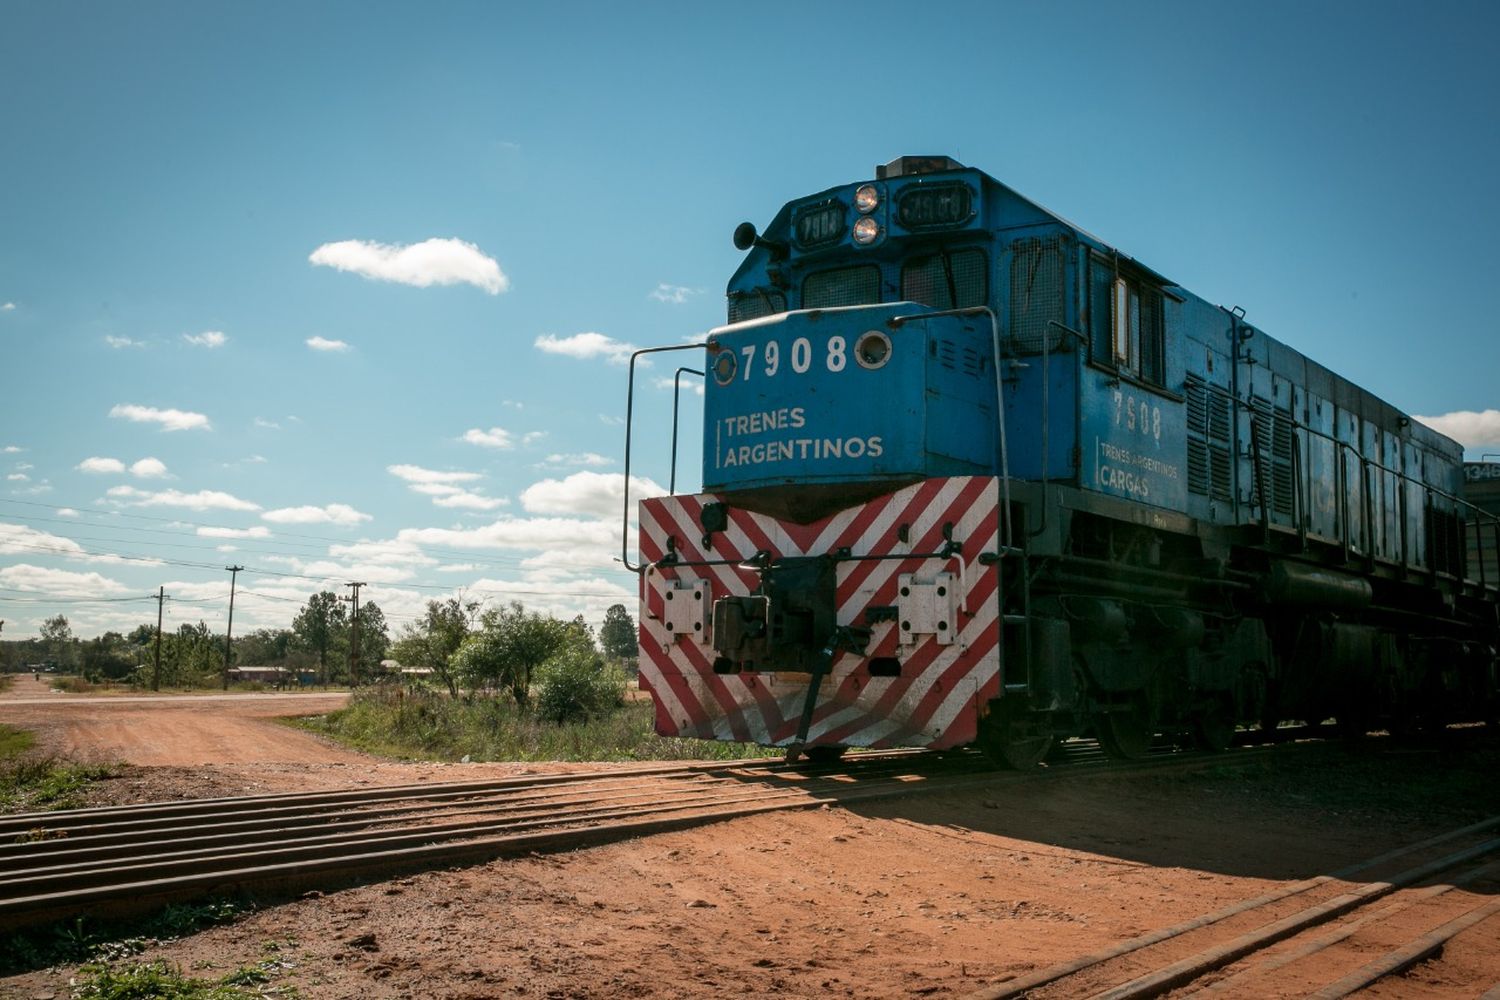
(637, 476), (1002, 750)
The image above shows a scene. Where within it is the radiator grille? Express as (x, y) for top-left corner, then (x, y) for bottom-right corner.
(803, 265), (882, 309)
(902, 249), (988, 311)
(1186, 375), (1234, 503)
(727, 289), (787, 324)
(1009, 237), (1065, 353)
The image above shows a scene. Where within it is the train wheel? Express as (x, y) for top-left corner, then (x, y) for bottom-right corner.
(1193, 696), (1236, 752)
(1095, 696), (1154, 760)
(978, 714), (1053, 770)
(803, 745), (847, 764)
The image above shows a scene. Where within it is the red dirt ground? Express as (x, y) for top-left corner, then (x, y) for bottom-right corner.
(1, 674), (1497, 999)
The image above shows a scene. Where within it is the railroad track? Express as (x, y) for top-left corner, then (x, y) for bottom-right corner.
(965, 813), (1500, 999)
(0, 737), (1309, 932)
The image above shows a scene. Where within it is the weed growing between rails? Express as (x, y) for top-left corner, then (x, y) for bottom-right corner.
(292, 686), (778, 762)
(2, 898), (254, 977)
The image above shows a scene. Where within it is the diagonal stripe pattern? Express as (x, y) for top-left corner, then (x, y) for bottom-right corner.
(637, 476), (1002, 750)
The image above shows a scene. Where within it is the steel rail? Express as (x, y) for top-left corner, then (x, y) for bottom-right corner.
(1, 755), (983, 876)
(0, 741), (1301, 931)
(1186, 859), (1500, 997)
(966, 813), (1500, 1000)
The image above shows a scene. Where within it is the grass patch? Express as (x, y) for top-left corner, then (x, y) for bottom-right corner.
(0, 725), (117, 813)
(0, 722), (36, 758)
(1, 898), (254, 976)
(69, 957), (297, 999)
(0, 673), (14, 692)
(293, 685), (777, 763)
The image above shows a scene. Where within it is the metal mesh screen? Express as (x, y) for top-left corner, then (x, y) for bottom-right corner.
(802, 265), (882, 309)
(727, 289), (787, 324)
(901, 249), (988, 311)
(1010, 237), (1065, 354)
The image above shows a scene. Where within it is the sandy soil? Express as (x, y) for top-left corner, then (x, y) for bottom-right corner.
(2, 675), (1498, 999)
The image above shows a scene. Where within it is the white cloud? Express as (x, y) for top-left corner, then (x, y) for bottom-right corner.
(57, 508), (79, 518)
(598, 414), (624, 426)
(502, 400), (524, 410)
(436, 563), (481, 573)
(397, 517), (618, 553)
(520, 471), (666, 520)
(1415, 409), (1500, 448)
(183, 330), (227, 348)
(14, 463), (32, 471)
(306, 336), (351, 352)
(77, 456), (126, 474)
(432, 491), (509, 511)
(217, 544), (238, 553)
(409, 483), (464, 497)
(0, 564), (130, 598)
(253, 417), (282, 430)
(534, 332), (639, 366)
(0, 523), (157, 568)
(130, 457), (169, 478)
(7, 473), (28, 482)
(309, 237), (509, 294)
(105, 335), (145, 349)
(2, 446), (21, 453)
(543, 452), (612, 468)
(650, 283), (699, 304)
(327, 538), (436, 567)
(109, 403), (211, 432)
(1, 302), (14, 311)
(106, 485), (260, 512)
(0, 523), (86, 559)
(462, 427), (514, 449)
(261, 503), (372, 525)
(654, 375), (705, 396)
(387, 464), (482, 486)
(196, 525), (271, 539)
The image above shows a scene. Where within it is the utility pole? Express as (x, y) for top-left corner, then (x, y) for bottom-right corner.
(223, 566), (244, 691)
(152, 587), (166, 691)
(342, 581), (365, 688)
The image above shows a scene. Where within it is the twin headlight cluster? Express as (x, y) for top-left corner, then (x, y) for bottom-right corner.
(852, 183), (881, 245)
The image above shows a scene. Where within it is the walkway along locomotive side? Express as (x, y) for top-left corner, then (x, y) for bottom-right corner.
(622, 156), (1500, 767)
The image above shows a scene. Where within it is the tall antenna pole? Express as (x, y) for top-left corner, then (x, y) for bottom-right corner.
(152, 587), (166, 691)
(343, 581), (365, 688)
(222, 565), (244, 691)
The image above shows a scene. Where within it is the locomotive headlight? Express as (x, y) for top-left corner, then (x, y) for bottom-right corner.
(854, 184), (879, 214)
(713, 350), (738, 385)
(855, 330), (892, 369)
(852, 216), (881, 245)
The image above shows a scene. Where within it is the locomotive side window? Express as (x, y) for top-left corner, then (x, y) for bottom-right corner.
(802, 265), (882, 309)
(901, 249), (988, 311)
(1088, 253), (1164, 385)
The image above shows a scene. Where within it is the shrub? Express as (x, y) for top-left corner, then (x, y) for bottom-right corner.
(535, 646), (627, 724)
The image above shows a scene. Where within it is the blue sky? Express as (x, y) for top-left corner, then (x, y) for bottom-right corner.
(3, 0), (1498, 639)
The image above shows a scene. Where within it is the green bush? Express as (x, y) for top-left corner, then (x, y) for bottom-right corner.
(535, 647), (627, 723)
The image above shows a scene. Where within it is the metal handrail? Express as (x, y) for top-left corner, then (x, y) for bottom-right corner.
(668, 366), (705, 495)
(621, 343), (709, 573)
(1283, 416), (1500, 585)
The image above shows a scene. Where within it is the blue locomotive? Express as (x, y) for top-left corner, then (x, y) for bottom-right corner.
(628, 155), (1500, 765)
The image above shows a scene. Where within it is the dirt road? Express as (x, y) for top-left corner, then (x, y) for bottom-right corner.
(1, 677), (1497, 998)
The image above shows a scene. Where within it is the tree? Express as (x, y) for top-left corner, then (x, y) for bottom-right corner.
(345, 601), (391, 677)
(392, 598), (478, 697)
(599, 604), (636, 660)
(292, 592), (347, 685)
(80, 631), (135, 681)
(472, 602), (569, 705)
(39, 615), (75, 669)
